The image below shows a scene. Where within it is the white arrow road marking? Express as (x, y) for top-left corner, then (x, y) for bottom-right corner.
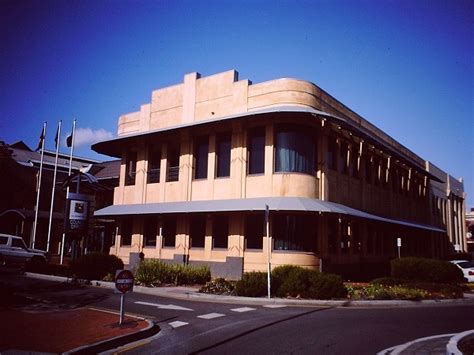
(230, 307), (256, 313)
(135, 301), (194, 311)
(197, 313), (225, 319)
(169, 321), (189, 329)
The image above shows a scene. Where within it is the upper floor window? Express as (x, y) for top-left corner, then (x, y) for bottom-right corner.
(338, 141), (349, 174)
(216, 133), (231, 178)
(248, 127), (265, 175)
(327, 135), (337, 171)
(245, 213), (264, 249)
(125, 151), (137, 186)
(166, 144), (180, 182)
(194, 136), (209, 180)
(147, 146), (161, 184)
(273, 214), (316, 252)
(275, 125), (315, 175)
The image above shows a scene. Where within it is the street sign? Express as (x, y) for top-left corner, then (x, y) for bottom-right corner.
(115, 269), (134, 293)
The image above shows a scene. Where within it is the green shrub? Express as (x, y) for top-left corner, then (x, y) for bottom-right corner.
(273, 265), (347, 299)
(271, 265), (303, 295)
(69, 253), (124, 280)
(402, 282), (464, 299)
(235, 272), (268, 297)
(200, 278), (236, 295)
(391, 257), (464, 284)
(134, 260), (211, 286)
(307, 272), (348, 299)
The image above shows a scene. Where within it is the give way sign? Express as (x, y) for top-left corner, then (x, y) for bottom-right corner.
(115, 269), (134, 293)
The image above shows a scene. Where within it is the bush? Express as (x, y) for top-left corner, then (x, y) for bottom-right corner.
(235, 272), (268, 297)
(134, 260), (211, 286)
(69, 253), (124, 281)
(200, 278), (236, 295)
(391, 257), (464, 284)
(370, 277), (405, 286)
(306, 272), (348, 299)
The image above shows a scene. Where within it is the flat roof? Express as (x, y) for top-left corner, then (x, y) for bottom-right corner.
(94, 196), (445, 233)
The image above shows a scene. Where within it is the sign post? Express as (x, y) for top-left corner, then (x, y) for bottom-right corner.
(115, 269), (134, 325)
(397, 238), (402, 259)
(265, 205), (271, 299)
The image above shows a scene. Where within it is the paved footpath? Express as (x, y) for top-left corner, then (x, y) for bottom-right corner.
(0, 308), (151, 354)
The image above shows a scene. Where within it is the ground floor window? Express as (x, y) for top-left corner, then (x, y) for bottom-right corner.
(273, 214), (316, 252)
(190, 215), (206, 248)
(163, 215), (177, 247)
(143, 216), (157, 247)
(121, 218), (133, 246)
(245, 213), (264, 249)
(213, 215), (228, 249)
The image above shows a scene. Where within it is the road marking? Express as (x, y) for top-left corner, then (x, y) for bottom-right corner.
(135, 301), (193, 311)
(197, 312), (225, 319)
(263, 304), (287, 308)
(169, 321), (189, 328)
(230, 307), (256, 313)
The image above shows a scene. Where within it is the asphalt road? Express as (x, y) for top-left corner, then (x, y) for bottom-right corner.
(1, 272), (473, 354)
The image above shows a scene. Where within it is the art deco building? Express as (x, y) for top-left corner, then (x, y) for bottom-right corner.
(93, 70), (466, 279)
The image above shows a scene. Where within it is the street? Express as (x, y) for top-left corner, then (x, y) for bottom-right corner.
(1, 273), (473, 354)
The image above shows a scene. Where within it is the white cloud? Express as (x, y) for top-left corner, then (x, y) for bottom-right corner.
(68, 127), (114, 148)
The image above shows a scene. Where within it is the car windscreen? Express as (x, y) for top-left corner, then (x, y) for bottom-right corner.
(0, 236), (8, 245)
(458, 261), (474, 268)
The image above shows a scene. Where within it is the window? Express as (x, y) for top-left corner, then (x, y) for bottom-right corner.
(166, 144), (180, 182)
(245, 213), (264, 249)
(216, 133), (231, 178)
(125, 151), (137, 186)
(147, 146), (161, 184)
(121, 218), (133, 246)
(273, 214), (316, 252)
(327, 136), (337, 170)
(190, 215), (206, 248)
(248, 127), (265, 175)
(163, 215), (177, 247)
(365, 154), (373, 184)
(340, 221), (350, 254)
(275, 125), (315, 175)
(328, 220), (337, 254)
(350, 147), (359, 178)
(194, 136), (209, 179)
(338, 141), (349, 174)
(212, 215), (228, 248)
(143, 217), (157, 247)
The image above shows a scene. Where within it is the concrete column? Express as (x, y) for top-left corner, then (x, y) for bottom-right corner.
(159, 143), (167, 202)
(179, 132), (192, 201)
(182, 72), (198, 124)
(264, 123), (274, 196)
(231, 121), (245, 199)
(205, 215), (213, 259)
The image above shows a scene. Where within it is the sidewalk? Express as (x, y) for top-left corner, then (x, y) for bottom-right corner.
(0, 307), (157, 354)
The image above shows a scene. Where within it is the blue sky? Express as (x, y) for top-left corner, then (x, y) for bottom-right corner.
(1, 0), (472, 206)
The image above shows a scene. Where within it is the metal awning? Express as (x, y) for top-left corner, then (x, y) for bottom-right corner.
(91, 105), (441, 182)
(94, 196), (445, 233)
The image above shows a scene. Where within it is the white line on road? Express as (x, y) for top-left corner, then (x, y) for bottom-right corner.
(135, 301), (194, 311)
(230, 307), (256, 313)
(263, 304), (287, 308)
(169, 321), (189, 328)
(197, 313), (225, 319)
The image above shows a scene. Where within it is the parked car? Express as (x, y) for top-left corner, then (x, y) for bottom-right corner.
(0, 234), (49, 266)
(450, 260), (474, 282)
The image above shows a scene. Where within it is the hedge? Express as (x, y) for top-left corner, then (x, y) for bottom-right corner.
(391, 257), (465, 284)
(69, 253), (124, 281)
(135, 260), (211, 286)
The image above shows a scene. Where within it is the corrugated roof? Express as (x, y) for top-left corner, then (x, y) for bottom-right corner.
(93, 160), (121, 180)
(94, 196), (445, 233)
(91, 106), (441, 182)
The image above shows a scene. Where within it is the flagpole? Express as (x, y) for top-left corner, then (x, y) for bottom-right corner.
(46, 120), (61, 253)
(60, 119), (76, 264)
(32, 122), (47, 249)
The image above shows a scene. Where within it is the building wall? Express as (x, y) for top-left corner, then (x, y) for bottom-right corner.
(101, 70), (466, 278)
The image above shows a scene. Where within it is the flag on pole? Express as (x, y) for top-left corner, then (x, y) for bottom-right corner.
(54, 123), (60, 149)
(66, 131), (73, 148)
(35, 125), (46, 151)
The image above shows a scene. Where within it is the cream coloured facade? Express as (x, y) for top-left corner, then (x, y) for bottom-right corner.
(93, 70), (466, 280)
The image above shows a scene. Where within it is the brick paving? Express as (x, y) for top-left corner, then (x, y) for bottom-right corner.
(0, 308), (148, 353)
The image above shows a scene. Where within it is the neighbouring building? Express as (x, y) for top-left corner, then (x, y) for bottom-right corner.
(0, 140), (119, 255)
(466, 208), (474, 253)
(92, 70), (466, 279)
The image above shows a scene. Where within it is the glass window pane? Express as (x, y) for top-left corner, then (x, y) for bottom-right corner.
(147, 146), (161, 184)
(213, 215), (228, 248)
(163, 215), (177, 247)
(216, 133), (231, 178)
(248, 127), (265, 175)
(167, 144), (180, 182)
(194, 136), (209, 179)
(275, 126), (315, 174)
(190, 215), (206, 248)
